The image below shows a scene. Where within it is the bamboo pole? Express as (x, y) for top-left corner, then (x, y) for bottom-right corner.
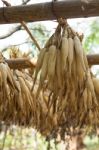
(5, 54), (99, 69)
(0, 0), (99, 24)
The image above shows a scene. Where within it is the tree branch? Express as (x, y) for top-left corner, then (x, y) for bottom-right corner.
(0, 0), (30, 39)
(1, 37), (47, 53)
(21, 21), (41, 51)
(1, 0), (41, 51)
(22, 0), (31, 5)
(0, 25), (21, 39)
(9, 41), (33, 47)
(1, 40), (32, 52)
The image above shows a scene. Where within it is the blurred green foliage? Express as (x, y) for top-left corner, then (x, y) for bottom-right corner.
(0, 126), (62, 150)
(84, 135), (99, 150)
(83, 20), (99, 53)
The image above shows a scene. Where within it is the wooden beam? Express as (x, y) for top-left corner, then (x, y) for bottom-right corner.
(5, 58), (36, 69)
(0, 0), (99, 24)
(5, 54), (99, 69)
(87, 54), (99, 65)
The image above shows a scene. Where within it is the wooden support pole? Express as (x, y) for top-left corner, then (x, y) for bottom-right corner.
(5, 54), (99, 69)
(5, 58), (36, 69)
(0, 0), (99, 24)
(87, 54), (99, 66)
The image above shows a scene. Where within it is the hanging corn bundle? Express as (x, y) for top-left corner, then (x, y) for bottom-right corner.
(32, 21), (99, 138)
(0, 21), (99, 141)
(0, 52), (36, 126)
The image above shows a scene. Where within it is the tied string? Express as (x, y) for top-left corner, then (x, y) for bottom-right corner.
(1, 0), (11, 22)
(51, 0), (58, 21)
(51, 0), (67, 27)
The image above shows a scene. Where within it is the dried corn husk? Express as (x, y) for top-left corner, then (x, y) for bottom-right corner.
(0, 22), (99, 141)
